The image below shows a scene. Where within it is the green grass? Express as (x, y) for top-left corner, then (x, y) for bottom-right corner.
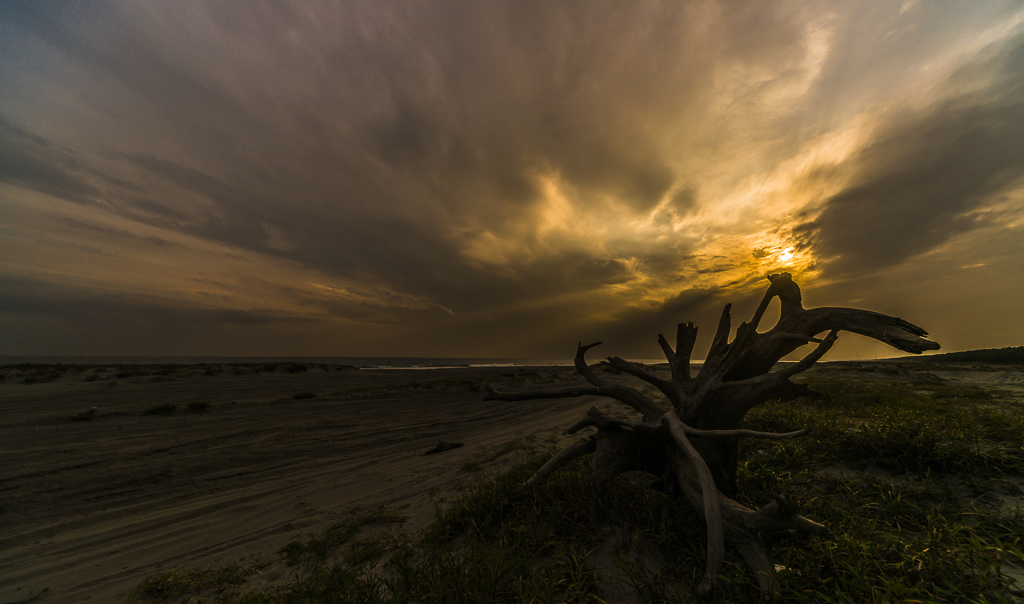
(132, 560), (268, 602)
(277, 507), (407, 568)
(905, 346), (1024, 365)
(741, 379), (1024, 476)
(127, 379), (1024, 603)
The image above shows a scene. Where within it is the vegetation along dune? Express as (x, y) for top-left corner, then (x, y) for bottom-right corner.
(1, 351), (1022, 602)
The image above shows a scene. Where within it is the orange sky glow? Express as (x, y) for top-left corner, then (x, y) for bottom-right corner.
(1, 1), (1023, 360)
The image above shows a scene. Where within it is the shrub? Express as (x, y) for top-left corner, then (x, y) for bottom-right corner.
(143, 403), (178, 416)
(23, 370), (63, 384)
(72, 407), (97, 421)
(115, 366), (148, 378)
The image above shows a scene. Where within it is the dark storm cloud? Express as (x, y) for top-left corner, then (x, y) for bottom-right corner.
(50, 216), (184, 250)
(122, 153), (281, 251)
(0, 118), (100, 203)
(0, 271), (455, 356)
(0, 273), (310, 326)
(337, 1), (695, 220)
(1, 1), (811, 296)
(669, 187), (699, 215)
(0, 274), (323, 356)
(796, 34), (1024, 275)
(125, 155), (242, 210)
(2, 1), (1022, 357)
(586, 285), (756, 359)
(6, 3), (266, 158)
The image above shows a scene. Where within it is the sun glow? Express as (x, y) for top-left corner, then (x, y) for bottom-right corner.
(748, 238), (816, 282)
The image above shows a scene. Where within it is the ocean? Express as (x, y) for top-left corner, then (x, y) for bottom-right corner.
(0, 355), (667, 370)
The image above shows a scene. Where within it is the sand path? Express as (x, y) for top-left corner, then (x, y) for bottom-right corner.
(0, 366), (607, 603)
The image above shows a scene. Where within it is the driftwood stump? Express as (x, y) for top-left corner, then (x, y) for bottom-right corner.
(486, 273), (939, 597)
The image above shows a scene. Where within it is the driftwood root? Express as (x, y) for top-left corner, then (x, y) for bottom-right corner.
(487, 274), (937, 597)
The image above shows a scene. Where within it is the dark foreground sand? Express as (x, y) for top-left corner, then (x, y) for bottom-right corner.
(1, 361), (1021, 603)
(1, 364), (635, 603)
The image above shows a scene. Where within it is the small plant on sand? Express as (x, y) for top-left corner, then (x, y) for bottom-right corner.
(460, 460), (483, 473)
(186, 401), (212, 413)
(23, 368), (64, 384)
(143, 403), (178, 416)
(342, 536), (389, 567)
(278, 540), (306, 567)
(71, 407), (98, 421)
(131, 559), (267, 602)
(276, 507), (406, 569)
(116, 365), (150, 378)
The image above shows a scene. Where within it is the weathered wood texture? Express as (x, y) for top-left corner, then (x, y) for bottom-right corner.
(485, 273), (939, 598)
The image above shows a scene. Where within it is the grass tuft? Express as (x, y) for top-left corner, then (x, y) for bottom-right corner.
(128, 378), (1024, 603)
(277, 507), (407, 568)
(186, 401), (212, 413)
(131, 560), (266, 602)
(71, 407), (98, 421)
(143, 403), (178, 416)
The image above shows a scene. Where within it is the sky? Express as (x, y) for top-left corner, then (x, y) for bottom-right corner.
(1, 1), (1023, 361)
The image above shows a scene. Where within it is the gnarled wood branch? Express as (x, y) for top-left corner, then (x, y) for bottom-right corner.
(487, 342), (666, 420)
(606, 356), (683, 404)
(685, 426), (807, 440)
(659, 321), (698, 382)
(664, 412), (725, 597)
(493, 274), (937, 598)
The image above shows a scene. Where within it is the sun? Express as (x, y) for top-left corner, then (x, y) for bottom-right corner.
(778, 247), (794, 263)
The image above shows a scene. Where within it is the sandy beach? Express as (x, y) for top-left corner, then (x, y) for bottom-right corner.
(2, 360), (1022, 603)
(0, 364), (626, 603)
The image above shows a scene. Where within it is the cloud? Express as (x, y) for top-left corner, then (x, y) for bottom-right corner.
(795, 33), (1024, 275)
(0, 118), (100, 204)
(0, 271), (462, 356)
(1, 1), (1022, 357)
